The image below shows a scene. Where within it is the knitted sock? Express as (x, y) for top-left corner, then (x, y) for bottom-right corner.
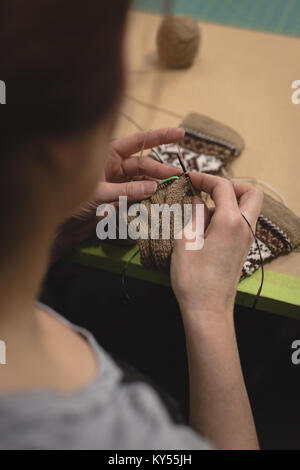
(241, 193), (300, 278)
(129, 179), (300, 277)
(150, 113), (245, 175)
(129, 175), (195, 271)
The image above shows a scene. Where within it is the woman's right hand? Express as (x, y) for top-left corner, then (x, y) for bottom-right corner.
(171, 173), (262, 449)
(170, 173), (263, 325)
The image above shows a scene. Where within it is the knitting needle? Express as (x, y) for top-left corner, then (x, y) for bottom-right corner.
(176, 143), (197, 196)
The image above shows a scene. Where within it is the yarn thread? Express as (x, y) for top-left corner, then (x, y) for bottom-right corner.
(157, 15), (201, 69)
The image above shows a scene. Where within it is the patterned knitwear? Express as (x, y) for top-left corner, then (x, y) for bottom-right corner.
(242, 193), (300, 279)
(129, 177), (300, 279)
(150, 113), (245, 175)
(133, 175), (195, 272)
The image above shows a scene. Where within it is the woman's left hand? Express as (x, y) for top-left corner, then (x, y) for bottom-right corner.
(52, 128), (184, 259)
(96, 127), (184, 203)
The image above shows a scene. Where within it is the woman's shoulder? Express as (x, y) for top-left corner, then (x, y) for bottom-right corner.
(0, 303), (211, 450)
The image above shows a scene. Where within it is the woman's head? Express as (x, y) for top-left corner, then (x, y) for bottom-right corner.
(0, 0), (130, 229)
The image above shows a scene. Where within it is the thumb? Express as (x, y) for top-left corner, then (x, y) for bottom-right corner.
(95, 180), (158, 203)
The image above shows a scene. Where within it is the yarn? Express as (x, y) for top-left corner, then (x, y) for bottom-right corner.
(130, 175), (195, 271)
(156, 15), (201, 69)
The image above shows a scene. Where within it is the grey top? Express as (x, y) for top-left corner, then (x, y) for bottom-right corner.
(0, 303), (211, 450)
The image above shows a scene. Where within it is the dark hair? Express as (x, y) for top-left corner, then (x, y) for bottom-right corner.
(0, 0), (130, 154)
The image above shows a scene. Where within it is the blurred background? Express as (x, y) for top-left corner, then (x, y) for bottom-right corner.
(133, 0), (300, 36)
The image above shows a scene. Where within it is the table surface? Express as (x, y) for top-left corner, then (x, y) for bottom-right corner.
(73, 11), (300, 318)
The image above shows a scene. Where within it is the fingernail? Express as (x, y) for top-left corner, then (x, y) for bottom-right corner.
(175, 127), (185, 138)
(142, 181), (157, 196)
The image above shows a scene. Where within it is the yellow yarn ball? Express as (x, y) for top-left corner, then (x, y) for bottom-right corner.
(156, 15), (201, 69)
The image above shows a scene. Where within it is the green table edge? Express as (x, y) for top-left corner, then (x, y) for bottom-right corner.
(66, 240), (300, 320)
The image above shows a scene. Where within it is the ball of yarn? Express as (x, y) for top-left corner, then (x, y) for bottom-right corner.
(156, 15), (201, 69)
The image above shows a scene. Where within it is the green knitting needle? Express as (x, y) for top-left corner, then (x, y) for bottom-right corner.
(161, 176), (179, 184)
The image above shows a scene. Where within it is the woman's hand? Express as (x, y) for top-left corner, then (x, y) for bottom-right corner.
(171, 173), (262, 449)
(94, 127), (184, 203)
(171, 173), (263, 324)
(52, 128), (184, 260)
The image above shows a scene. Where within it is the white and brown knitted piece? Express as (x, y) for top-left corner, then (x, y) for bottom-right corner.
(241, 194), (300, 279)
(150, 113), (245, 175)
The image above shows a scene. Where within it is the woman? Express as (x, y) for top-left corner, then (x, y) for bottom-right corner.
(0, 1), (262, 449)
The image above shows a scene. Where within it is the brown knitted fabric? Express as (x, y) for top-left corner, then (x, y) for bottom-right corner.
(181, 113), (245, 155)
(181, 134), (234, 162)
(150, 112), (245, 175)
(130, 175), (195, 271)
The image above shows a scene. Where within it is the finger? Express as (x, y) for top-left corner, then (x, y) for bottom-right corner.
(232, 181), (263, 229)
(189, 172), (239, 213)
(132, 175), (161, 184)
(190, 172), (263, 232)
(112, 127), (185, 158)
(95, 180), (158, 203)
(122, 154), (181, 179)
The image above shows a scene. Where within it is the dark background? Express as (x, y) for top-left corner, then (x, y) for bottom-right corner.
(41, 259), (300, 450)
